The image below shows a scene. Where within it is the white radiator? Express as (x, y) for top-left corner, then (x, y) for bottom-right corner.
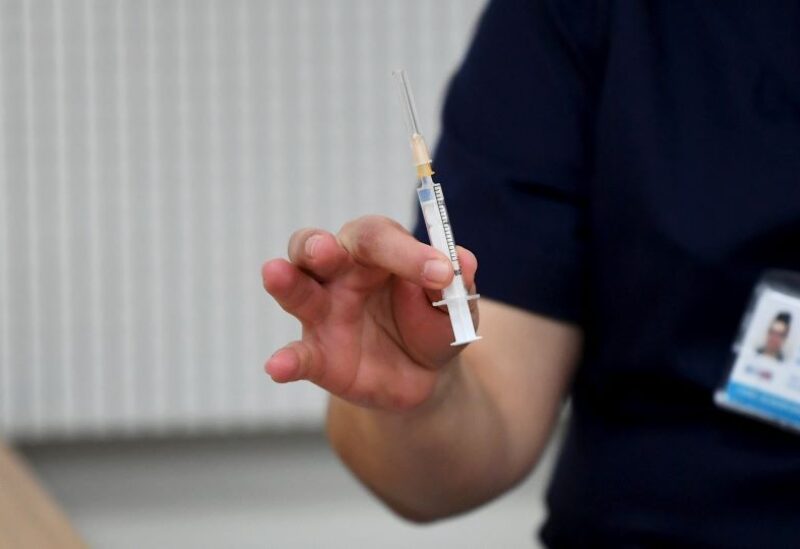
(0, 0), (485, 440)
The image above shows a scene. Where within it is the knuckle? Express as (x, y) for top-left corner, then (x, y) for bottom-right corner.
(374, 215), (411, 238)
(340, 215), (410, 265)
(354, 228), (379, 261)
(293, 342), (309, 366)
(288, 280), (314, 310)
(349, 219), (382, 262)
(295, 342), (321, 382)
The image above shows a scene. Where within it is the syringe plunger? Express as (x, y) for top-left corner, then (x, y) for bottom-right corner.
(433, 291), (480, 346)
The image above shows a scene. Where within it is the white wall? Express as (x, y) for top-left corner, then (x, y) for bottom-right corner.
(0, 0), (487, 440)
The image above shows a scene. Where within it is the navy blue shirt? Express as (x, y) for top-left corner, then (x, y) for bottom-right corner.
(413, 0), (800, 546)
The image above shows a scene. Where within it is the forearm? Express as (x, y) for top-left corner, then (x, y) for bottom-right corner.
(325, 354), (516, 522)
(325, 301), (580, 522)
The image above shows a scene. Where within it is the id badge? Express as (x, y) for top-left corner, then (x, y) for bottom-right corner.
(715, 270), (800, 432)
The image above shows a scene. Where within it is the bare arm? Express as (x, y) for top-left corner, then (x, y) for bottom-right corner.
(327, 299), (581, 521)
(262, 216), (581, 522)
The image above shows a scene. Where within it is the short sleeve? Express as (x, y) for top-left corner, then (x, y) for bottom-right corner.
(412, 0), (606, 324)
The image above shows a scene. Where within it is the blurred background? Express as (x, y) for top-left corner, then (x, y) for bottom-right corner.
(0, 0), (555, 546)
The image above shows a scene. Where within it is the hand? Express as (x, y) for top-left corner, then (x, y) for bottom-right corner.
(261, 215), (479, 412)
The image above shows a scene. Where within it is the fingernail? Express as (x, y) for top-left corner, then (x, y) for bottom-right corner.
(305, 235), (321, 258)
(423, 259), (452, 284)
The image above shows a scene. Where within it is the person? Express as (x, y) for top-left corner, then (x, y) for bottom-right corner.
(756, 312), (791, 361)
(262, 0), (800, 546)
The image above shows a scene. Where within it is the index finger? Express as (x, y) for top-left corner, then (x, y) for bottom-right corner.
(338, 215), (454, 290)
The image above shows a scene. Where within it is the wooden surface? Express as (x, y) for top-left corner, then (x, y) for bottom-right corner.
(0, 441), (86, 549)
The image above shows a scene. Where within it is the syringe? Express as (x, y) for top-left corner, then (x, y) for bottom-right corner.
(392, 69), (481, 346)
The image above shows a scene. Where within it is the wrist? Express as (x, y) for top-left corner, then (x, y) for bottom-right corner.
(405, 355), (464, 418)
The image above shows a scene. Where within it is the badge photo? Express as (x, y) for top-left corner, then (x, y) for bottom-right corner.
(715, 271), (800, 432)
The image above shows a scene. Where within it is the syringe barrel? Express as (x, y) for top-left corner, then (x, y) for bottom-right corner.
(418, 182), (480, 346)
(417, 182), (463, 276)
(443, 275), (469, 300)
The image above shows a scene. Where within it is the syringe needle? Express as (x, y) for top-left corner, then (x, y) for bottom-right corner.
(393, 69), (435, 180)
(392, 69), (423, 137)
